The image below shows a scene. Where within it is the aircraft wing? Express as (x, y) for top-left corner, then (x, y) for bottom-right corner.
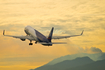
(52, 30), (84, 39)
(3, 30), (34, 40)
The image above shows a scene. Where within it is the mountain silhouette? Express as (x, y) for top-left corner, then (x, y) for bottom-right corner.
(31, 57), (94, 70)
(98, 53), (105, 60)
(67, 59), (105, 70)
(46, 53), (102, 65)
(31, 53), (105, 70)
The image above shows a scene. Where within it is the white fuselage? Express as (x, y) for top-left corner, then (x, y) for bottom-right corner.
(24, 26), (38, 41)
(24, 26), (52, 46)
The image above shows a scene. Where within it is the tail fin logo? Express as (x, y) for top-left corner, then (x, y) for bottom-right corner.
(47, 27), (54, 42)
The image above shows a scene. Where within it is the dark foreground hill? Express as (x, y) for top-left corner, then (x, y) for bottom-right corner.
(46, 53), (102, 65)
(67, 59), (105, 70)
(31, 53), (105, 70)
(31, 57), (94, 70)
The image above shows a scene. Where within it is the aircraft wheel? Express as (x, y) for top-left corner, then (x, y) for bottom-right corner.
(29, 43), (33, 45)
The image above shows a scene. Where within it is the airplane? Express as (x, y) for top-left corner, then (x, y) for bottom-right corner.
(3, 26), (84, 46)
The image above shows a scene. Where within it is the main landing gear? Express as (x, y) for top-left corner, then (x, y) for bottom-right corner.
(29, 40), (33, 45)
(29, 43), (33, 45)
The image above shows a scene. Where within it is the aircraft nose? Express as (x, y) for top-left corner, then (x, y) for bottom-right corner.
(24, 26), (28, 31)
(25, 26), (32, 31)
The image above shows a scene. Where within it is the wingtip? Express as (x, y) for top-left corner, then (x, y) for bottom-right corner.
(3, 30), (5, 35)
(81, 30), (84, 35)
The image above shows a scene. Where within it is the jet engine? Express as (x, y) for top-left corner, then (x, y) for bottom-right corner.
(21, 39), (26, 41)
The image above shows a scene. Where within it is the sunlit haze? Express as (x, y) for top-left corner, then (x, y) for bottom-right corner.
(0, 0), (105, 70)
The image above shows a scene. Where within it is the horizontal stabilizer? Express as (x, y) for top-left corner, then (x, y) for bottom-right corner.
(38, 42), (67, 44)
(52, 42), (67, 44)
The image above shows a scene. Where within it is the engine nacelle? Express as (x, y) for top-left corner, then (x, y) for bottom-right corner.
(21, 39), (26, 41)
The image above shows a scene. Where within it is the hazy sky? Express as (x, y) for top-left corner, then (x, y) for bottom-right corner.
(0, 0), (105, 70)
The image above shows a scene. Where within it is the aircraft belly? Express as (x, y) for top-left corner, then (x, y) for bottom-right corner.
(24, 30), (30, 35)
(29, 29), (39, 41)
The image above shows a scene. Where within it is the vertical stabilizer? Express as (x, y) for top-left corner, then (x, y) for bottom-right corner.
(47, 27), (54, 42)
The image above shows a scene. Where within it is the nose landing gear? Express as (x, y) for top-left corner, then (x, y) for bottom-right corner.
(35, 41), (37, 44)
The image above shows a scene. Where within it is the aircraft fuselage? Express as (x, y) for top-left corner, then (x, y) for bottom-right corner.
(24, 26), (52, 46)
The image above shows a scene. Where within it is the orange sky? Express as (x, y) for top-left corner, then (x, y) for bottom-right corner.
(0, 0), (105, 70)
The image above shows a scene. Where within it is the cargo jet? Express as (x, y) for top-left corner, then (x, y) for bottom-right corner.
(3, 26), (84, 46)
